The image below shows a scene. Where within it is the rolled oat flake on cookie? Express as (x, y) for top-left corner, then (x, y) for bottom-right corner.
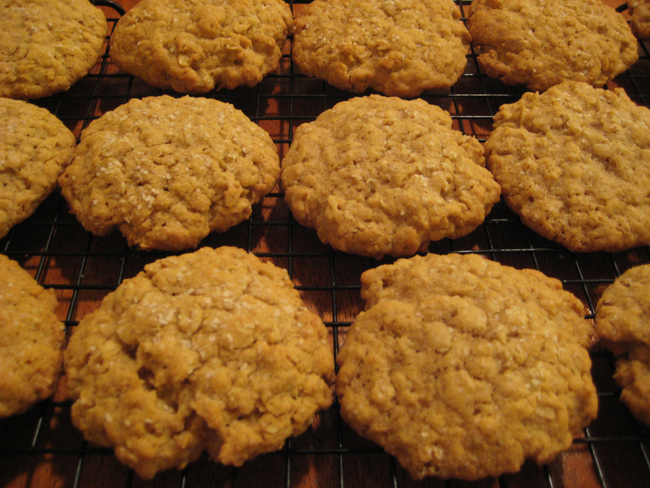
(64, 246), (335, 479)
(59, 95), (281, 251)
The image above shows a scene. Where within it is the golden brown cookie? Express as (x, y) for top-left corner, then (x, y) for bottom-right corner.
(629, 0), (650, 40)
(292, 0), (471, 98)
(484, 81), (650, 253)
(467, 0), (638, 92)
(109, 0), (292, 94)
(336, 252), (597, 480)
(0, 254), (65, 417)
(0, 98), (76, 239)
(595, 264), (650, 425)
(64, 246), (335, 479)
(0, 0), (108, 100)
(59, 95), (280, 251)
(281, 95), (501, 259)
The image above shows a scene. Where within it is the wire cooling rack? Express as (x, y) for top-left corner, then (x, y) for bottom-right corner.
(1, 1), (650, 487)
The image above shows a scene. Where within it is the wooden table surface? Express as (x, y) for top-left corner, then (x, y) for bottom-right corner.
(1, 1), (650, 487)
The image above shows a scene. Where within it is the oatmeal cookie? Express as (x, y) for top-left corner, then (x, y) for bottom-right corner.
(109, 0), (292, 94)
(292, 0), (471, 98)
(59, 95), (280, 251)
(0, 98), (76, 239)
(337, 252), (597, 480)
(629, 0), (650, 40)
(467, 0), (638, 92)
(484, 81), (650, 252)
(281, 95), (501, 259)
(0, 254), (65, 417)
(64, 246), (335, 479)
(0, 0), (107, 99)
(595, 264), (650, 425)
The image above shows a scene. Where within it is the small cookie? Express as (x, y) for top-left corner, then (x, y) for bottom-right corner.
(59, 95), (280, 251)
(337, 253), (597, 480)
(281, 95), (500, 259)
(0, 98), (77, 239)
(467, 0), (638, 92)
(0, 254), (65, 417)
(485, 81), (650, 252)
(64, 246), (335, 479)
(109, 0), (292, 93)
(629, 0), (650, 40)
(595, 264), (650, 425)
(292, 0), (471, 98)
(0, 0), (108, 99)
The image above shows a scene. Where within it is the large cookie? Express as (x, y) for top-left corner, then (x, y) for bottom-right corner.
(336, 252), (597, 480)
(484, 81), (650, 252)
(0, 98), (76, 239)
(467, 0), (638, 92)
(64, 246), (335, 479)
(59, 95), (280, 251)
(0, 254), (65, 417)
(292, 0), (471, 98)
(281, 95), (501, 259)
(109, 0), (292, 93)
(595, 264), (650, 425)
(0, 0), (107, 99)
(629, 0), (650, 40)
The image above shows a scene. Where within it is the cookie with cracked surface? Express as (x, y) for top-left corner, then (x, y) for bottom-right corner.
(64, 246), (335, 479)
(337, 252), (597, 480)
(0, 254), (65, 417)
(59, 95), (280, 251)
(0, 0), (107, 100)
(109, 0), (292, 94)
(595, 264), (650, 425)
(629, 0), (650, 40)
(484, 81), (650, 252)
(467, 0), (638, 92)
(0, 98), (76, 239)
(281, 95), (501, 259)
(292, 0), (471, 98)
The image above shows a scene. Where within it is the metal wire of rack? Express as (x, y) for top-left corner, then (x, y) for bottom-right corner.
(1, 1), (650, 487)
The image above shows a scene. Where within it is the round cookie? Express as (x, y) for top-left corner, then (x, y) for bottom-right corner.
(0, 0), (108, 100)
(0, 98), (77, 239)
(281, 95), (501, 259)
(291, 0), (471, 98)
(58, 95), (280, 251)
(467, 0), (638, 92)
(595, 264), (650, 353)
(109, 0), (292, 94)
(595, 264), (650, 425)
(64, 246), (335, 479)
(336, 252), (597, 481)
(0, 254), (65, 417)
(484, 81), (650, 253)
(628, 0), (650, 40)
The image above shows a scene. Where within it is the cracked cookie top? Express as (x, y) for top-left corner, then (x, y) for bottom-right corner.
(64, 246), (335, 479)
(59, 95), (280, 251)
(485, 81), (650, 252)
(281, 95), (500, 259)
(0, 0), (107, 99)
(467, 0), (638, 91)
(292, 0), (470, 98)
(0, 98), (76, 239)
(110, 0), (292, 93)
(0, 254), (65, 417)
(337, 252), (597, 480)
